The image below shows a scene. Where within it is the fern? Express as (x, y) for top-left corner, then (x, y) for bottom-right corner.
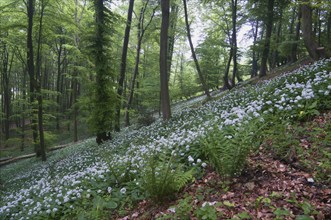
(200, 120), (261, 178)
(141, 151), (195, 202)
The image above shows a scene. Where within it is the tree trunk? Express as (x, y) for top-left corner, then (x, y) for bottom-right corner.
(55, 37), (63, 130)
(251, 20), (259, 78)
(289, 7), (301, 63)
(327, 11), (331, 42)
(115, 0), (134, 131)
(183, 0), (210, 98)
(93, 0), (113, 145)
(301, 0), (328, 60)
(21, 67), (27, 151)
(27, 0), (39, 155)
(223, 49), (233, 90)
(160, 0), (171, 120)
(230, 0), (238, 86)
(259, 0), (274, 77)
(167, 2), (179, 81)
(1, 40), (10, 145)
(72, 70), (78, 142)
(179, 53), (185, 96)
(272, 10), (283, 68)
(35, 0), (46, 161)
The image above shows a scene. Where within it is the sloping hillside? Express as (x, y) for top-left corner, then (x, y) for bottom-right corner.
(0, 59), (330, 219)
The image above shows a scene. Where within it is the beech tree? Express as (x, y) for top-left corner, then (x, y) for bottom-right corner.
(27, 0), (46, 161)
(160, 0), (171, 120)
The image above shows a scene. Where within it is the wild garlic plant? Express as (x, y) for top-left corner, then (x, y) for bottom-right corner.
(0, 59), (330, 219)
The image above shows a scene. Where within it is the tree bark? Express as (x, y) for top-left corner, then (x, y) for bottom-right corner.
(259, 0), (274, 77)
(27, 0), (39, 155)
(35, 0), (46, 161)
(271, 9), (283, 68)
(55, 34), (64, 131)
(327, 11), (331, 42)
(251, 20), (259, 78)
(115, 0), (134, 131)
(289, 7), (301, 63)
(167, 2), (179, 81)
(230, 0), (238, 86)
(21, 67), (27, 151)
(183, 0), (210, 98)
(72, 70), (78, 142)
(160, 0), (171, 120)
(1, 38), (10, 145)
(301, 0), (327, 60)
(223, 49), (233, 90)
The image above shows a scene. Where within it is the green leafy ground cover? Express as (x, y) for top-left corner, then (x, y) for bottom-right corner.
(0, 59), (330, 219)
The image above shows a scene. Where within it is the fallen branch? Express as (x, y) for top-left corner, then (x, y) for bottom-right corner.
(0, 153), (36, 166)
(0, 142), (76, 167)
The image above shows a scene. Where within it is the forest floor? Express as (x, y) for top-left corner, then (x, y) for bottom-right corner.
(2, 58), (330, 220)
(117, 111), (331, 220)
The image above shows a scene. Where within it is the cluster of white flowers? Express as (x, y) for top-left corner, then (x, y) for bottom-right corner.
(0, 59), (330, 219)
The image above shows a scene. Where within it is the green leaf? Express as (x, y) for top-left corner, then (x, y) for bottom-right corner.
(223, 200), (235, 207)
(308, 101), (317, 109)
(106, 200), (118, 209)
(237, 211), (251, 219)
(295, 215), (314, 220)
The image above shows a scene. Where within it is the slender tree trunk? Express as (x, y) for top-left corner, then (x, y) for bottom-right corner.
(327, 11), (331, 41)
(124, 1), (144, 127)
(55, 39), (63, 130)
(179, 53), (185, 97)
(124, 38), (142, 127)
(259, 0), (274, 77)
(21, 67), (27, 151)
(115, 0), (134, 131)
(289, 7), (301, 63)
(1, 40), (10, 145)
(35, 0), (46, 161)
(251, 20), (259, 78)
(230, 0), (238, 86)
(71, 0), (82, 142)
(183, 0), (210, 98)
(167, 2), (179, 80)
(160, 0), (171, 120)
(223, 49), (233, 90)
(72, 73), (78, 142)
(272, 10), (283, 68)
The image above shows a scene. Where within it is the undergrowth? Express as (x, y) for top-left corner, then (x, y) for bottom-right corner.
(0, 59), (330, 219)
